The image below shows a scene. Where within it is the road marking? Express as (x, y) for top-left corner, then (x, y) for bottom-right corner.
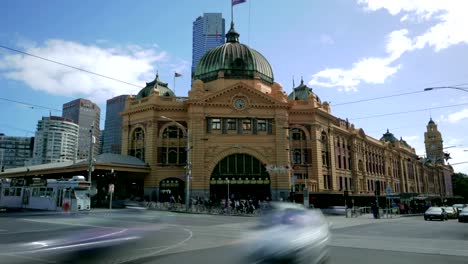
(21, 218), (117, 229)
(114, 226), (193, 264)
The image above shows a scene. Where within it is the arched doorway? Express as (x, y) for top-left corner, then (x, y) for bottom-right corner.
(159, 178), (184, 203)
(209, 154), (271, 201)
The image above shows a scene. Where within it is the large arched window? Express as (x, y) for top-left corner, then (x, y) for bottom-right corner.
(130, 127), (145, 161)
(160, 125), (186, 165)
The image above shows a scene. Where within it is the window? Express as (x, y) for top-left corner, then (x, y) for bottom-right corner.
(339, 176), (343, 190)
(293, 150), (301, 164)
(242, 119), (251, 131)
(212, 119), (221, 130)
(338, 155), (342, 168)
(257, 119), (267, 131)
(292, 128), (304, 140)
(227, 119), (236, 130)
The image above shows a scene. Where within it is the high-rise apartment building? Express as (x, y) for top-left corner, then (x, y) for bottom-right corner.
(192, 13), (225, 76)
(102, 95), (128, 154)
(30, 116), (79, 165)
(62, 98), (101, 160)
(0, 133), (34, 170)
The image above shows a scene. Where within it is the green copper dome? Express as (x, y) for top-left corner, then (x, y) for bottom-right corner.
(194, 22), (274, 84)
(288, 78), (321, 102)
(380, 129), (397, 143)
(136, 73), (175, 99)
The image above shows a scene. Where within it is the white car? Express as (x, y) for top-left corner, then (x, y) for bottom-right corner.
(243, 202), (331, 264)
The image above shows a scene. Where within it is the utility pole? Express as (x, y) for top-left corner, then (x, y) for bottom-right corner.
(87, 123), (95, 185)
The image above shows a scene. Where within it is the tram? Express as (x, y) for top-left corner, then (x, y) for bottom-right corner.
(0, 175), (91, 211)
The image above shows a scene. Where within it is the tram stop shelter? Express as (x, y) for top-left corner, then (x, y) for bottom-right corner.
(0, 153), (150, 205)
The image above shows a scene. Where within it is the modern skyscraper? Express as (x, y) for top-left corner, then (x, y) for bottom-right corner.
(102, 95), (128, 154)
(62, 98), (101, 160)
(30, 116), (79, 165)
(0, 133), (34, 170)
(192, 13), (225, 76)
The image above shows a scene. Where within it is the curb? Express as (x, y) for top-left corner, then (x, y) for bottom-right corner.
(399, 213), (424, 217)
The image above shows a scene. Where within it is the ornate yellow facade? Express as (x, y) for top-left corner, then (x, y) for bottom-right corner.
(120, 24), (452, 204)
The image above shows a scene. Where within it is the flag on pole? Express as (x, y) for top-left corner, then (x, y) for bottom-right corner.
(175, 72), (182, 77)
(232, 0), (246, 6)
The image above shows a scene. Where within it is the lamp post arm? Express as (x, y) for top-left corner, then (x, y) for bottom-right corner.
(424, 86), (468, 93)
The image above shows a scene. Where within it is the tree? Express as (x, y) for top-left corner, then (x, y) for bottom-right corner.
(452, 172), (468, 202)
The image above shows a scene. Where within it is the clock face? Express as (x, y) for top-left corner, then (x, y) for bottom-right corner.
(234, 98), (246, 109)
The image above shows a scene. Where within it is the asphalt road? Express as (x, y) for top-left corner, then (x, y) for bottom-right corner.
(0, 209), (467, 264)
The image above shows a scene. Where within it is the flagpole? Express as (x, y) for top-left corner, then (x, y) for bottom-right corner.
(173, 73), (176, 96)
(231, 1), (234, 25)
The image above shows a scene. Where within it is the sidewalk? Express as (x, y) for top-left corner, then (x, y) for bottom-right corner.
(325, 214), (407, 229)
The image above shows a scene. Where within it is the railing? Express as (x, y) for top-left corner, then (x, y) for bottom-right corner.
(142, 201), (265, 216)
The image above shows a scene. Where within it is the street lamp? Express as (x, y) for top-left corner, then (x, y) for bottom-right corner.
(160, 116), (190, 212)
(424, 86), (468, 93)
(226, 177), (230, 214)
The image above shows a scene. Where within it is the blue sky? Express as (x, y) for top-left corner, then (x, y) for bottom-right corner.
(1, 0), (467, 174)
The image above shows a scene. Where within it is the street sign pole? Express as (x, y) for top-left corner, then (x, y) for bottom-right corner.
(109, 184), (114, 210)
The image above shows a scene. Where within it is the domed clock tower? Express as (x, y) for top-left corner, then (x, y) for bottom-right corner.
(424, 118), (444, 164)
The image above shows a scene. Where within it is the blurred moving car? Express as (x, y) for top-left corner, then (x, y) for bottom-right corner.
(243, 202), (330, 264)
(443, 207), (457, 219)
(321, 205), (346, 215)
(458, 208), (468, 223)
(424, 207), (448, 221)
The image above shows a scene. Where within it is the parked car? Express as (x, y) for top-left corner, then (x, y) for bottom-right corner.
(424, 207), (448, 221)
(458, 208), (468, 223)
(443, 207), (457, 219)
(243, 202), (331, 264)
(452, 204), (467, 215)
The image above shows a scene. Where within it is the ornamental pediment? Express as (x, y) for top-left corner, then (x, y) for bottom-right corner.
(195, 82), (287, 108)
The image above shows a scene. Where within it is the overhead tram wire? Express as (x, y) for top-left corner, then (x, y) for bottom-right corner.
(0, 97), (62, 112)
(350, 102), (468, 121)
(332, 82), (468, 107)
(0, 44), (143, 89)
(331, 90), (426, 106)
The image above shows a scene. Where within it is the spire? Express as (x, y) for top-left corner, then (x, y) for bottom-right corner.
(226, 21), (240, 43)
(300, 76), (304, 85)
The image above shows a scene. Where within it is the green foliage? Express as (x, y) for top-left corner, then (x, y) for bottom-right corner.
(452, 172), (468, 202)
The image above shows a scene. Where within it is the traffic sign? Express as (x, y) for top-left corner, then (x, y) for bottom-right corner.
(385, 187), (392, 195)
(108, 184), (115, 194)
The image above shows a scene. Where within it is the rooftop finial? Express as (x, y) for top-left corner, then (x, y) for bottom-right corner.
(226, 21), (240, 43)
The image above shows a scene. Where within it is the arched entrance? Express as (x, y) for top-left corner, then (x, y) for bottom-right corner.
(159, 178), (184, 203)
(209, 154), (271, 201)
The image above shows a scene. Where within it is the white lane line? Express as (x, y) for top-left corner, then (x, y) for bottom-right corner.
(21, 218), (116, 229)
(115, 227), (193, 264)
(0, 227), (68, 235)
(24, 236), (140, 253)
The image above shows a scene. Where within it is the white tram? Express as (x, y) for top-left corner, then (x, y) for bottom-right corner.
(0, 175), (91, 211)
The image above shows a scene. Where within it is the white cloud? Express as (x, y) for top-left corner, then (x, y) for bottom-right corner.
(446, 108), (468, 123)
(310, 1), (468, 91)
(359, 0), (468, 52)
(0, 39), (171, 103)
(446, 147), (468, 175)
(309, 51), (401, 91)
